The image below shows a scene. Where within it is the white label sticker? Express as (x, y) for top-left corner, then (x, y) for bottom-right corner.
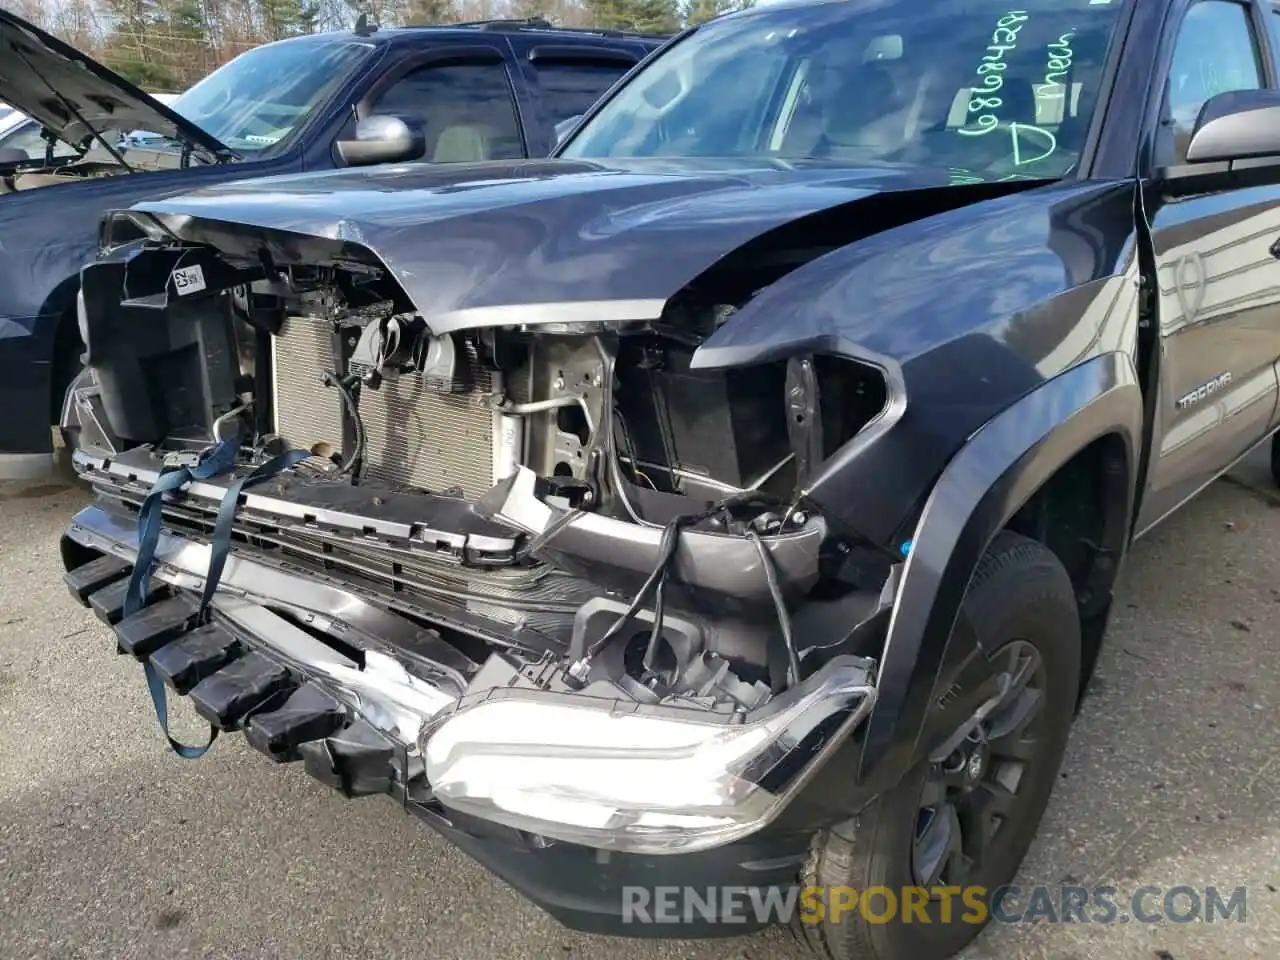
(172, 264), (206, 296)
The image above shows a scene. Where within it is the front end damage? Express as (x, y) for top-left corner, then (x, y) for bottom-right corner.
(61, 217), (906, 926)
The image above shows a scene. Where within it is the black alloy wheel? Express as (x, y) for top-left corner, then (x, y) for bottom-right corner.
(795, 531), (1082, 960)
(911, 640), (1047, 890)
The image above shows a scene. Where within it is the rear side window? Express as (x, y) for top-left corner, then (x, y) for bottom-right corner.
(372, 60), (525, 162)
(1267, 7), (1280, 78)
(533, 61), (635, 126)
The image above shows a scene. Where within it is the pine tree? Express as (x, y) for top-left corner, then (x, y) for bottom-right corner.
(584, 0), (679, 33)
(403, 0), (460, 24)
(683, 0), (723, 25)
(159, 0), (212, 85)
(685, 0), (753, 25)
(260, 0), (319, 39)
(511, 0), (555, 22)
(99, 0), (178, 88)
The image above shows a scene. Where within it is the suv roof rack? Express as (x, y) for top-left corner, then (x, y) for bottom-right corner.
(405, 17), (670, 40)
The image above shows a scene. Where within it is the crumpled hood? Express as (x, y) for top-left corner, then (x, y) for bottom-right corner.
(126, 157), (961, 333)
(0, 9), (228, 159)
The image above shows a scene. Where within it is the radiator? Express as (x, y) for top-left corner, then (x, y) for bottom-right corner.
(271, 316), (500, 498)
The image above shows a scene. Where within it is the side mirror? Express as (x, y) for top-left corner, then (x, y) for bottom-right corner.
(335, 114), (426, 167)
(553, 115), (583, 149)
(1184, 89), (1280, 164)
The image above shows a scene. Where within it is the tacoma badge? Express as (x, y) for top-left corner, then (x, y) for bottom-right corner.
(1176, 372), (1232, 411)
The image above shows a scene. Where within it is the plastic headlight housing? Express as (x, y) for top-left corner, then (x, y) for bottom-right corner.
(422, 657), (875, 855)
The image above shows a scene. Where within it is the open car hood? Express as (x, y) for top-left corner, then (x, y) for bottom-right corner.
(0, 9), (232, 160)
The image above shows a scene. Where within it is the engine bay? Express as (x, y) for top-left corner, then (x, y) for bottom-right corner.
(0, 156), (125, 192)
(68, 242), (898, 723)
(0, 140), (201, 193)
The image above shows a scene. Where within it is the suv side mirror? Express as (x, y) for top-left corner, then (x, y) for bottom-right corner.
(335, 115), (426, 167)
(1184, 89), (1280, 164)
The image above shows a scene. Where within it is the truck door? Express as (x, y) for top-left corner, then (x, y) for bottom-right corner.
(1136, 0), (1280, 532)
(329, 42), (527, 167)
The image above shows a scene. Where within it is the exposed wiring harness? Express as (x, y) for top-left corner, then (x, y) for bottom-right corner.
(517, 506), (587, 561)
(609, 405), (661, 527)
(564, 491), (803, 691)
(322, 369), (366, 477)
(747, 527), (801, 687)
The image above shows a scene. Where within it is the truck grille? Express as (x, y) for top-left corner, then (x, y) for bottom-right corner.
(79, 461), (596, 649)
(271, 317), (498, 498)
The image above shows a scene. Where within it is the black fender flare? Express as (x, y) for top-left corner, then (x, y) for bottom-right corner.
(857, 351), (1142, 785)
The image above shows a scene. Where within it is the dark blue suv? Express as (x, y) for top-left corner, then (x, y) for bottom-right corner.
(0, 11), (664, 478)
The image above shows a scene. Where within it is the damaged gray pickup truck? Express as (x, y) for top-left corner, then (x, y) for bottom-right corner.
(55, 0), (1280, 957)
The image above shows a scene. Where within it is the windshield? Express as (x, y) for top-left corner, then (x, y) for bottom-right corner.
(562, 0), (1128, 183)
(172, 38), (372, 153)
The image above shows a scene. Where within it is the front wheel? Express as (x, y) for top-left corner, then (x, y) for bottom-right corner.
(795, 531), (1081, 960)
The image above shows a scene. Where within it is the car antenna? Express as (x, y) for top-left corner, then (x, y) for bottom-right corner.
(354, 12), (378, 36)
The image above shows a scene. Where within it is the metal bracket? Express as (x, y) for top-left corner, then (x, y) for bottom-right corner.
(785, 355), (824, 488)
(162, 450), (203, 470)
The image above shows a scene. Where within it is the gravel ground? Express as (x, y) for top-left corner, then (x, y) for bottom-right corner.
(1, 458), (1278, 960)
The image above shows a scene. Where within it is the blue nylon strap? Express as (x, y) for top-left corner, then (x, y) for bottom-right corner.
(124, 440), (304, 760)
(142, 658), (215, 759)
(125, 466), (195, 618)
(124, 439), (241, 759)
(125, 440), (242, 620)
(144, 446), (306, 760)
(197, 448), (310, 623)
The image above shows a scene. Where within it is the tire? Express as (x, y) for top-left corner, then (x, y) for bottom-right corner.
(1270, 433), (1280, 488)
(794, 531), (1081, 960)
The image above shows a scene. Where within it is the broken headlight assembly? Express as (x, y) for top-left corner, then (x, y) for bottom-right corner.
(421, 656), (876, 855)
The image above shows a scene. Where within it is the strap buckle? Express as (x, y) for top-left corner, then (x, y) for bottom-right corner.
(162, 450), (203, 470)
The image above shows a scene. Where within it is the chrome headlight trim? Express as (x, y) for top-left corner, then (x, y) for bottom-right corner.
(421, 656), (876, 855)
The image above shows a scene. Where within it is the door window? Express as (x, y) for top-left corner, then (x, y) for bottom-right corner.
(368, 60), (524, 163)
(1160, 0), (1264, 165)
(533, 61), (634, 127)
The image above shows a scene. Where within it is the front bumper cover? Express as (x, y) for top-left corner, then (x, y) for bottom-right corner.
(62, 501), (875, 935)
